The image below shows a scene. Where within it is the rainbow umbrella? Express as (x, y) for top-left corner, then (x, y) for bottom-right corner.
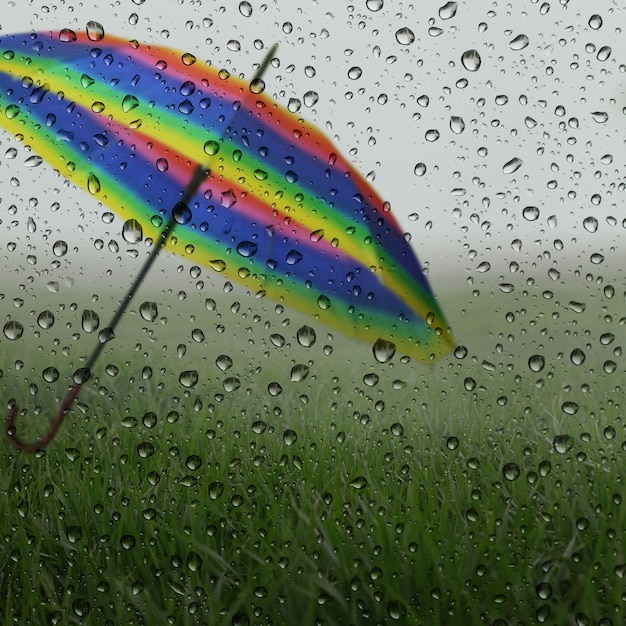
(0, 27), (454, 451)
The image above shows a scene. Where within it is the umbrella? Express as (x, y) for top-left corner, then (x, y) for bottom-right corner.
(0, 26), (454, 452)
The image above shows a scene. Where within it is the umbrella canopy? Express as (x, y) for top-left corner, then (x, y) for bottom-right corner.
(0, 27), (454, 362)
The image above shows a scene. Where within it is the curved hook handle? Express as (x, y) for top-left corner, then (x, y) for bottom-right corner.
(6, 382), (82, 453)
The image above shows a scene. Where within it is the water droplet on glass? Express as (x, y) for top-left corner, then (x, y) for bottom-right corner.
(395, 28), (415, 46)
(450, 116), (465, 134)
(238, 1), (253, 17)
(216, 355), (233, 372)
(86, 21), (105, 41)
(283, 429), (297, 446)
(366, 0), (384, 11)
(509, 34), (529, 50)
(223, 377), (241, 392)
(122, 94), (139, 112)
(290, 364), (309, 382)
(179, 370), (199, 388)
(139, 301), (158, 322)
(446, 436), (459, 450)
(461, 49), (481, 71)
(42, 366), (59, 383)
(588, 14), (603, 29)
(528, 354), (545, 372)
(503, 157), (523, 174)
(414, 162), (427, 176)
(87, 173), (101, 195)
(583, 216), (598, 233)
(303, 91), (319, 107)
(591, 111), (608, 123)
(348, 66), (362, 80)
(208, 481), (224, 500)
(82, 310), (100, 333)
(59, 29), (77, 42)
(553, 434), (573, 453)
(522, 206), (540, 221)
(122, 219), (143, 243)
(296, 325), (316, 347)
(204, 140), (220, 156)
(3, 320), (23, 340)
(349, 476), (367, 490)
(503, 462), (520, 481)
(237, 241), (258, 257)
(37, 310), (55, 329)
(173, 202), (192, 225)
(570, 348), (585, 366)
(363, 373), (379, 387)
(53, 240), (68, 257)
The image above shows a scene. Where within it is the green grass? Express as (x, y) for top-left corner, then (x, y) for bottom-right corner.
(1, 336), (625, 625)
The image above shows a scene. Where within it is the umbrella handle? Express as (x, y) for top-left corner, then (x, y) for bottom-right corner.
(6, 382), (82, 453)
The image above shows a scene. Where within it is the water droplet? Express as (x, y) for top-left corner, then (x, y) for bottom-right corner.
(122, 94), (139, 112)
(446, 436), (459, 450)
(283, 429), (297, 446)
(303, 91), (319, 107)
(553, 434), (573, 453)
(216, 355), (233, 372)
(290, 364), (309, 382)
(348, 66), (363, 80)
(59, 29), (77, 42)
(173, 202), (192, 225)
(86, 21), (105, 41)
(317, 295), (331, 310)
(3, 320), (23, 340)
(414, 162), (427, 176)
(366, 0), (384, 11)
(349, 476), (368, 490)
(137, 442), (155, 458)
(461, 49), (481, 71)
(509, 34), (529, 50)
(387, 600), (407, 620)
(39, 365), (60, 386)
(87, 173), (101, 195)
(395, 27), (415, 46)
(438, 1), (458, 18)
(296, 325), (316, 347)
(122, 219), (143, 243)
(238, 1), (253, 17)
(204, 140), (220, 156)
(591, 111), (608, 123)
(561, 401), (579, 416)
(251, 420), (267, 434)
(588, 14), (603, 29)
(583, 216), (598, 232)
(503, 157), (523, 174)
(503, 462), (520, 481)
(223, 377), (241, 392)
(570, 348), (586, 366)
(528, 354), (545, 372)
(450, 116), (465, 134)
(270, 334), (285, 348)
(522, 206), (540, 221)
(181, 52), (196, 66)
(208, 481), (224, 500)
(179, 370), (198, 388)
(82, 310), (100, 333)
(139, 301), (158, 322)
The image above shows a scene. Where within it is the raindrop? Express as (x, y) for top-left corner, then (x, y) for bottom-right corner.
(53, 240), (68, 257)
(561, 401), (579, 416)
(290, 364), (310, 382)
(82, 310), (100, 333)
(503, 157), (523, 174)
(591, 111), (608, 123)
(238, 1), (253, 17)
(414, 163), (427, 176)
(583, 217), (598, 232)
(59, 29), (77, 42)
(588, 14), (603, 29)
(283, 429), (297, 446)
(42, 367), (59, 383)
(461, 49), (481, 71)
(303, 91), (319, 108)
(86, 21), (105, 41)
(349, 476), (368, 490)
(570, 348), (586, 366)
(237, 241), (258, 257)
(216, 355), (233, 371)
(363, 373), (379, 387)
(24, 155), (43, 167)
(450, 116), (465, 134)
(87, 173), (101, 195)
(296, 325), (316, 347)
(226, 40), (241, 52)
(522, 206), (540, 221)
(122, 219), (143, 243)
(348, 66), (363, 80)
(509, 34), (529, 50)
(597, 46), (611, 61)
(179, 370), (199, 388)
(3, 321), (24, 340)
(173, 202), (192, 224)
(270, 334), (285, 348)
(366, 0), (384, 10)
(223, 377), (241, 392)
(395, 28), (415, 46)
(208, 481), (224, 500)
(446, 436), (459, 450)
(37, 311), (55, 329)
(204, 140), (220, 156)
(528, 354), (545, 372)
(139, 301), (158, 322)
(439, 2), (458, 19)
(503, 462), (520, 481)
(553, 434), (574, 453)
(122, 94), (139, 112)
(373, 338), (396, 363)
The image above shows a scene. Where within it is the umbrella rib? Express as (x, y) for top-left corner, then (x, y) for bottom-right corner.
(6, 43), (279, 453)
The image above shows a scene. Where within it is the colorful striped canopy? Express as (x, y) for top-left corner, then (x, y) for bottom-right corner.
(0, 28), (454, 362)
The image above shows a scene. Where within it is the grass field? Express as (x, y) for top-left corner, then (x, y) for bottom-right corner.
(1, 282), (625, 625)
